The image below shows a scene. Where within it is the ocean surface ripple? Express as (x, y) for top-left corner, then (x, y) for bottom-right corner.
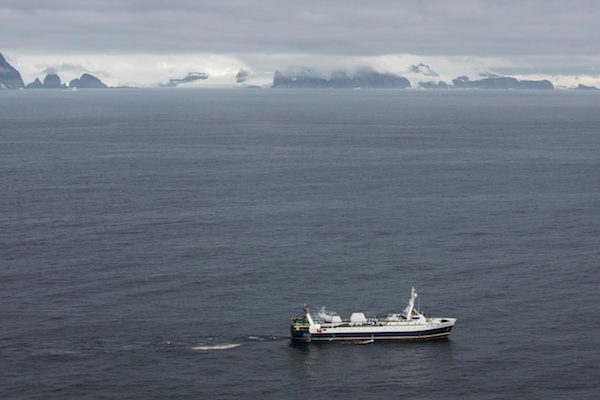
(1, 89), (599, 399)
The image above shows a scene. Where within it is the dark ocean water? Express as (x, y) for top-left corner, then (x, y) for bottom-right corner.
(1, 89), (599, 399)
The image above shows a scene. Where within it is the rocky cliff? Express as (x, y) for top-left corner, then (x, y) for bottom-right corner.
(43, 74), (63, 89)
(26, 74), (69, 89)
(25, 78), (44, 89)
(160, 72), (209, 87)
(0, 52), (24, 89)
(410, 63), (439, 77)
(235, 69), (248, 83)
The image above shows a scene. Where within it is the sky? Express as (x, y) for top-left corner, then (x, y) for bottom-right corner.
(1, 0), (599, 87)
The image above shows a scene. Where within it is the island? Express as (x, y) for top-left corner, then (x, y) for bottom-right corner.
(574, 84), (599, 90)
(69, 73), (108, 89)
(25, 78), (44, 89)
(452, 75), (554, 90)
(418, 81), (449, 89)
(26, 73), (71, 89)
(272, 68), (411, 89)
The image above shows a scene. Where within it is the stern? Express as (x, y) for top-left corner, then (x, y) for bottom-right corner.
(290, 317), (311, 341)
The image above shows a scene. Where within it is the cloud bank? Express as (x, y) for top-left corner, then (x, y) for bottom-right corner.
(1, 1), (599, 86)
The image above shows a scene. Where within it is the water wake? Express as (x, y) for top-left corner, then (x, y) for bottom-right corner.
(185, 335), (285, 351)
(191, 343), (241, 351)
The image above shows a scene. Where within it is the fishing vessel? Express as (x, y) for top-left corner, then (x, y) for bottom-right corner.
(290, 288), (456, 342)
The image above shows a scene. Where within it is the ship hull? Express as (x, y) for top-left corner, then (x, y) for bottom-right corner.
(291, 325), (453, 342)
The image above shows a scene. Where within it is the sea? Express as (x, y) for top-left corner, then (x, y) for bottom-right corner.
(1, 89), (599, 399)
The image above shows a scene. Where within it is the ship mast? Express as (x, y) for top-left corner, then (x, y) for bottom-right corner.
(303, 304), (315, 326)
(405, 287), (417, 319)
